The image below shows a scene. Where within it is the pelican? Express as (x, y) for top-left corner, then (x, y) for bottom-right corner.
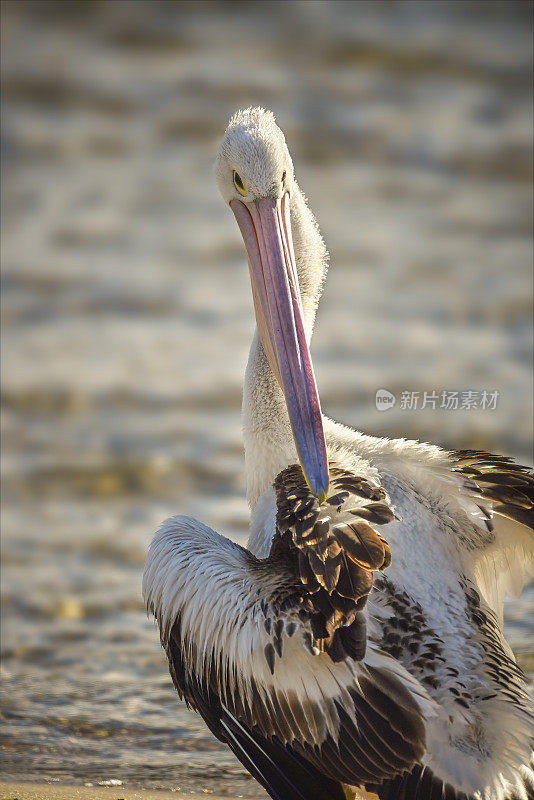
(143, 108), (534, 800)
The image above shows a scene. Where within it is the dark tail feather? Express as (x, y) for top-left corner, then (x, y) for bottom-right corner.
(220, 710), (346, 800)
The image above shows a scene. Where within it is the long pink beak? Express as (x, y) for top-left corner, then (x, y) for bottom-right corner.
(231, 193), (329, 502)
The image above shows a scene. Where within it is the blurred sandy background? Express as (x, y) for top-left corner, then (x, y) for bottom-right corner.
(1, 1), (533, 797)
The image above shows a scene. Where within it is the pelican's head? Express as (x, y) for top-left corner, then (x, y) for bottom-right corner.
(216, 108), (329, 502)
(215, 107), (294, 203)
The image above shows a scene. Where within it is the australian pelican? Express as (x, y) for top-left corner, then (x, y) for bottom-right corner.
(143, 108), (534, 800)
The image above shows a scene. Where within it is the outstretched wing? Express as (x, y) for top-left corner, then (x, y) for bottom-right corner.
(365, 434), (534, 618)
(446, 449), (534, 615)
(143, 497), (434, 800)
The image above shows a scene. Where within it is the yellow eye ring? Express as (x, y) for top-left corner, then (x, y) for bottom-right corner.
(233, 170), (247, 196)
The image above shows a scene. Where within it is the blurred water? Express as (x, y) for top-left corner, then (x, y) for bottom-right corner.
(1, 1), (533, 796)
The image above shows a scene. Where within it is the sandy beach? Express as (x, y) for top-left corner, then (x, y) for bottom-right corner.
(0, 784), (383, 800)
(0, 784), (242, 800)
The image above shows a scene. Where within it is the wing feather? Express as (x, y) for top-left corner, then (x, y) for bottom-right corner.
(367, 758), (534, 800)
(450, 449), (534, 530)
(446, 450), (534, 617)
(272, 463), (394, 662)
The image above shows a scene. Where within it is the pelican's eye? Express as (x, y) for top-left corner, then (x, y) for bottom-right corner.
(233, 170), (247, 196)
(282, 170), (286, 184)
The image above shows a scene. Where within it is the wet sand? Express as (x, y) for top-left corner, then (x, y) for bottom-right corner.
(0, 783), (241, 800)
(0, 786), (380, 800)
(0, 784), (380, 800)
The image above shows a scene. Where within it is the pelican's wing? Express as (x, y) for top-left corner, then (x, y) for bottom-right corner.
(165, 613), (346, 800)
(360, 432), (534, 618)
(443, 449), (534, 615)
(450, 450), (534, 529)
(143, 509), (435, 800)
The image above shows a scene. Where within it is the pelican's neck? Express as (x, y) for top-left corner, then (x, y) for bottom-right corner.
(242, 183), (328, 508)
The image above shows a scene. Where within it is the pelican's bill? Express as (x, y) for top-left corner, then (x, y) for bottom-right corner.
(231, 194), (329, 502)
